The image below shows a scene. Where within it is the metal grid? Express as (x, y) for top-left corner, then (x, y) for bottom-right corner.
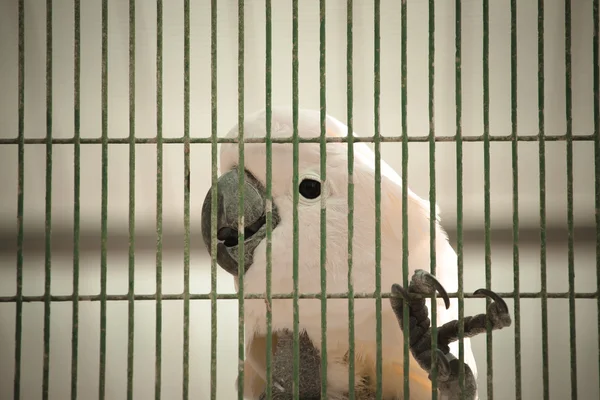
(0, 0), (598, 400)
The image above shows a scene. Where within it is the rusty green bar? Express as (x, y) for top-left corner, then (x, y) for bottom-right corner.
(43, 1), (53, 398)
(127, 2), (136, 399)
(537, 0), (549, 398)
(210, 0), (218, 399)
(594, 0), (600, 395)
(511, 0), (522, 399)
(126, 1), (137, 399)
(428, 0), (439, 397)
(264, 0), (274, 398)
(14, 0), (25, 398)
(564, 1), (577, 398)
(454, 0), (466, 397)
(71, 0), (81, 398)
(0, 134), (593, 146)
(291, 0), (300, 398)
(155, 0), (163, 399)
(319, 0), (329, 398)
(99, 0), (109, 397)
(400, 0), (410, 398)
(182, 0), (191, 397)
(373, 1), (383, 399)
(346, 0), (355, 398)
(0, 290), (595, 303)
(236, 0), (246, 398)
(482, 1), (495, 397)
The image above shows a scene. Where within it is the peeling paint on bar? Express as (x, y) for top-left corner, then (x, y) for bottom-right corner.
(428, 0), (439, 397)
(510, 1), (521, 399)
(346, 1), (355, 398)
(14, 0), (25, 398)
(538, 1), (549, 398)
(155, 1), (164, 398)
(0, 291), (596, 304)
(0, 134), (595, 146)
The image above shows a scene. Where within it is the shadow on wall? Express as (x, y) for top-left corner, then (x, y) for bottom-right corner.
(0, 228), (597, 400)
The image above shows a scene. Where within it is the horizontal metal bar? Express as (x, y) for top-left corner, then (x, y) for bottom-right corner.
(0, 291), (597, 303)
(0, 134), (595, 145)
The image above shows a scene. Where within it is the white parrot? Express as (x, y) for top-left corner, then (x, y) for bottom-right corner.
(201, 107), (511, 399)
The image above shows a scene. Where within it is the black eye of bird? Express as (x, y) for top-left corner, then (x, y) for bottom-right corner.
(299, 178), (321, 200)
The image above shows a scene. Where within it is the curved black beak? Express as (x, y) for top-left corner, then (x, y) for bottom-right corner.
(201, 169), (279, 276)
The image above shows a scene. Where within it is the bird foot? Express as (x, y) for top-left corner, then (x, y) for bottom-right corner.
(389, 269), (512, 400)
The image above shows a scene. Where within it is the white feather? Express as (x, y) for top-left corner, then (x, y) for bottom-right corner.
(219, 107), (477, 399)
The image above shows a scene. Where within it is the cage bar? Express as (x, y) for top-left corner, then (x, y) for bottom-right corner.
(71, 0), (81, 398)
(0, 134), (595, 146)
(14, 0), (25, 398)
(210, 0), (218, 399)
(1, 291), (596, 303)
(510, 1), (521, 399)
(454, 0), (466, 397)
(236, 0), (246, 398)
(482, 0), (495, 397)
(373, 2), (383, 399)
(537, 0), (550, 398)
(346, 1), (355, 399)
(127, 1), (136, 398)
(43, 1), (53, 398)
(291, 0), (300, 398)
(594, 0), (600, 396)
(564, 1), (578, 398)
(428, 0), (439, 398)
(319, 1), (328, 398)
(264, 1), (274, 397)
(99, 0), (109, 397)
(400, 0), (410, 398)
(182, 0), (191, 397)
(155, 1), (164, 398)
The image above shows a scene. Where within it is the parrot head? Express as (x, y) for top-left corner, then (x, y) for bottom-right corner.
(200, 106), (401, 299)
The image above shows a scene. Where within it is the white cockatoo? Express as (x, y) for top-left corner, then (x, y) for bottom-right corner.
(201, 107), (511, 400)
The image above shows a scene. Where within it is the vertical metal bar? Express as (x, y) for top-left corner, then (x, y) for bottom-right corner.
(346, 1), (355, 398)
(127, 1), (136, 398)
(236, 0), (246, 398)
(373, 1), (382, 399)
(537, 0), (549, 398)
(14, 0), (25, 398)
(594, 0), (600, 395)
(482, 1), (494, 397)
(428, 0), (438, 398)
(291, 0), (300, 397)
(210, 0), (218, 399)
(454, 0), (465, 397)
(182, 0), (191, 397)
(71, 0), (81, 398)
(564, 1), (577, 398)
(510, 1), (521, 400)
(319, 1), (328, 398)
(43, 1), (53, 398)
(400, 0), (410, 398)
(155, 1), (163, 398)
(264, 0), (273, 398)
(99, 0), (109, 397)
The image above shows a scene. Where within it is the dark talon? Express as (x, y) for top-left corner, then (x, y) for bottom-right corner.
(420, 270), (451, 310)
(411, 269), (450, 309)
(473, 288), (508, 313)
